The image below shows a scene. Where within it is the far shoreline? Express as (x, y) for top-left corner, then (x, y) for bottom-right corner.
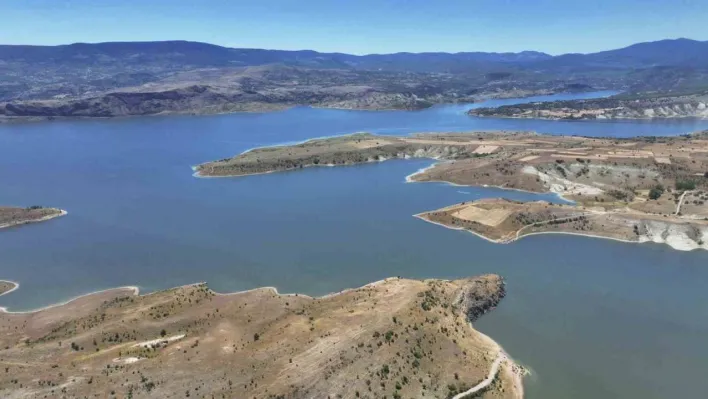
(0, 88), (609, 126)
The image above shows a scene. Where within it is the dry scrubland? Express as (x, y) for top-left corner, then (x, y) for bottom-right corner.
(197, 130), (708, 250)
(0, 275), (522, 399)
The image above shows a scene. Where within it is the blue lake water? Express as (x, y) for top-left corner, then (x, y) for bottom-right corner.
(1, 91), (708, 399)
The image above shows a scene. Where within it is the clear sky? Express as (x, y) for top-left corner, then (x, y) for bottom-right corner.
(2, 0), (706, 55)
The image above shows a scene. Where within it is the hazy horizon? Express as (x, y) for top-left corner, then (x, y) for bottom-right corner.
(1, 36), (705, 57)
(2, 0), (706, 55)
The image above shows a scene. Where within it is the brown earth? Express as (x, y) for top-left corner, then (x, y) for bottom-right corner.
(0, 207), (65, 229)
(417, 198), (708, 250)
(0, 275), (523, 399)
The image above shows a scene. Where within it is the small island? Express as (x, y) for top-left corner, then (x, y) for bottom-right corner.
(0, 275), (522, 398)
(0, 205), (66, 229)
(196, 130), (708, 250)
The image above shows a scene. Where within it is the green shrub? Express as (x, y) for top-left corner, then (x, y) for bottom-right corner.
(648, 185), (665, 200)
(608, 190), (629, 200)
(676, 180), (696, 191)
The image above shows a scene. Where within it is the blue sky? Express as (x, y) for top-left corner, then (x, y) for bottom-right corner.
(2, 0), (706, 54)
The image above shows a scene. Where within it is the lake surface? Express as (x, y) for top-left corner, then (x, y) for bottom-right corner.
(1, 91), (708, 399)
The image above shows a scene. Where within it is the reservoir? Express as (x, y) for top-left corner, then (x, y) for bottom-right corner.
(1, 91), (708, 398)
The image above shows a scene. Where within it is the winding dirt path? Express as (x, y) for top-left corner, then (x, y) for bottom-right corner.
(452, 351), (506, 399)
(675, 190), (692, 215)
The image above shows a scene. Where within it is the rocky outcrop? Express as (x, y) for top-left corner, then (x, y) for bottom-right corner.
(455, 275), (506, 322)
(637, 220), (708, 251)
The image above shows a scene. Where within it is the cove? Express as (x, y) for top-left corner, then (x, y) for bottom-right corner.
(1, 91), (708, 398)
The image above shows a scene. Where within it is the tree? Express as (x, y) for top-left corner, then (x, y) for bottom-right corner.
(648, 185), (664, 200)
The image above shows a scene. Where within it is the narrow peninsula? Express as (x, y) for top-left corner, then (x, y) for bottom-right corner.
(0, 275), (522, 399)
(0, 281), (18, 296)
(0, 206), (65, 229)
(468, 92), (708, 120)
(196, 131), (708, 250)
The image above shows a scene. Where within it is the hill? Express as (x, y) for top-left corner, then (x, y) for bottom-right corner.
(2, 38), (707, 119)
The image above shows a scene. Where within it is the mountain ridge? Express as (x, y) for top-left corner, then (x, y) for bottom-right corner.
(3, 38), (706, 72)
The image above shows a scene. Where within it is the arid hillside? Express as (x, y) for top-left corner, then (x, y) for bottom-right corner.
(0, 275), (523, 399)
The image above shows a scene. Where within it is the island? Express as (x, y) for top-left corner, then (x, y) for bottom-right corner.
(468, 91), (708, 120)
(0, 275), (523, 399)
(0, 206), (66, 229)
(196, 131), (708, 250)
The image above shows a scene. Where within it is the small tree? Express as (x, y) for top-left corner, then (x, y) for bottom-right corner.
(648, 185), (664, 200)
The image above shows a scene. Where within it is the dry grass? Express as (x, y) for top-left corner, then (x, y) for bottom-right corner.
(0, 276), (519, 399)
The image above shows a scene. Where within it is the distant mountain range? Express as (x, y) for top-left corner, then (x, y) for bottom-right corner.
(1, 38), (706, 73)
(1, 38), (707, 120)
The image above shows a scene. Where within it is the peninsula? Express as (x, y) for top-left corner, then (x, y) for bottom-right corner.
(0, 281), (18, 296)
(196, 131), (708, 250)
(468, 91), (708, 120)
(0, 206), (65, 229)
(0, 275), (523, 399)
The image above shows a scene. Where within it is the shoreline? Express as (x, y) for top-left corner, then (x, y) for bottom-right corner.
(414, 212), (707, 251)
(0, 209), (67, 230)
(406, 165), (572, 202)
(467, 324), (528, 399)
(0, 276), (398, 314)
(469, 113), (708, 122)
(191, 131), (374, 177)
(191, 131), (577, 205)
(0, 284), (140, 314)
(0, 88), (601, 126)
